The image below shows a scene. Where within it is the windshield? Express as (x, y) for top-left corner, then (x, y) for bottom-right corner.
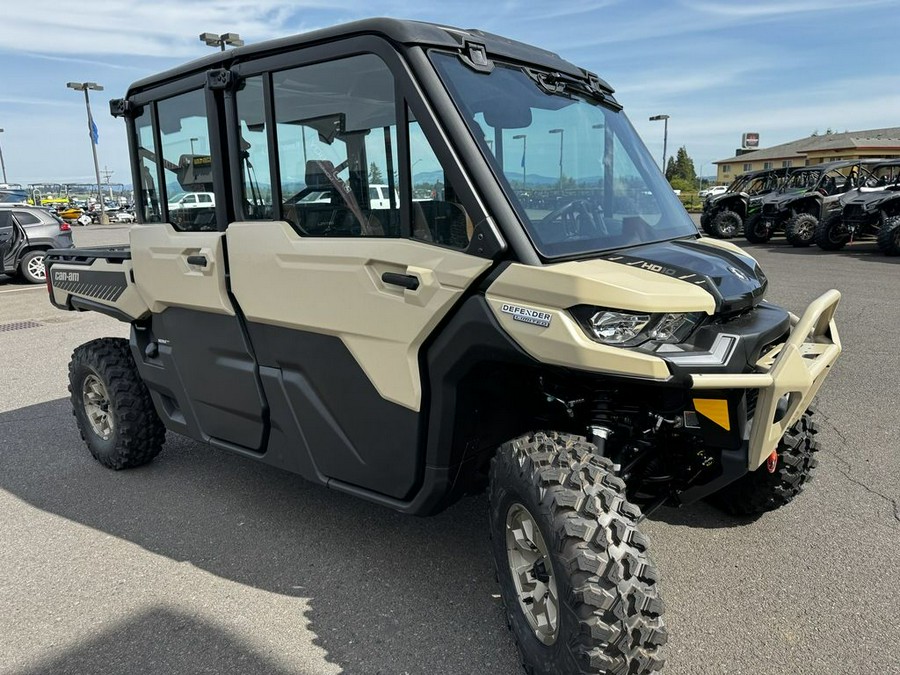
(431, 53), (697, 257)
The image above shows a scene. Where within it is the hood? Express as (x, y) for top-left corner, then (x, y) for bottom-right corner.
(705, 191), (746, 210)
(600, 238), (767, 314)
(843, 186), (900, 210)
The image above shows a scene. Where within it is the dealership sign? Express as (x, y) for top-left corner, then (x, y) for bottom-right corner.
(742, 132), (760, 149)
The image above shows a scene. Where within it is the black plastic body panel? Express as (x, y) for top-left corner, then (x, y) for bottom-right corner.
(131, 309), (266, 451)
(246, 323), (421, 501)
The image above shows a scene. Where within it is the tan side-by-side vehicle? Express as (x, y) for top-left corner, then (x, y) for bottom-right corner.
(46, 19), (842, 675)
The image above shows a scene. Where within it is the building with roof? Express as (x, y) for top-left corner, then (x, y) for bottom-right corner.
(713, 127), (900, 183)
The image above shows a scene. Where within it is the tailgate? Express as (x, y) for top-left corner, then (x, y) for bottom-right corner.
(46, 247), (150, 322)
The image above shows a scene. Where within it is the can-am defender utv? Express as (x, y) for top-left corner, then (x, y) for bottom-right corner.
(815, 159), (900, 254)
(45, 19), (842, 675)
(700, 167), (786, 239)
(751, 159), (879, 246)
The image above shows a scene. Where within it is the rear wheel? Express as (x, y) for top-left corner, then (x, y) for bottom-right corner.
(19, 250), (47, 284)
(743, 215), (772, 243)
(877, 215), (900, 255)
(490, 432), (666, 675)
(69, 337), (166, 469)
(710, 209), (742, 239)
(709, 411), (819, 516)
(814, 213), (850, 251)
(785, 213), (818, 247)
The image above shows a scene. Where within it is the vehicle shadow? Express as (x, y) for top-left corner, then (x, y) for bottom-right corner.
(648, 502), (760, 530)
(0, 399), (519, 675)
(13, 607), (299, 675)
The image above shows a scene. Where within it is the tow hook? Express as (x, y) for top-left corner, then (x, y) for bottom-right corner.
(766, 450), (778, 473)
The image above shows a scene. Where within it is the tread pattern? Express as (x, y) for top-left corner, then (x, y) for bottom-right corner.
(710, 209), (741, 239)
(877, 215), (900, 255)
(491, 432), (666, 675)
(711, 411), (820, 516)
(814, 213), (849, 251)
(743, 214), (770, 243)
(785, 213), (817, 247)
(69, 337), (166, 469)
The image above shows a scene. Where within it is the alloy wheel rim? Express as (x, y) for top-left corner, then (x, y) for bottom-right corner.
(28, 255), (46, 280)
(506, 503), (559, 645)
(82, 374), (114, 440)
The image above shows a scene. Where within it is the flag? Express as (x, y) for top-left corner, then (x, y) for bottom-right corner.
(89, 117), (99, 145)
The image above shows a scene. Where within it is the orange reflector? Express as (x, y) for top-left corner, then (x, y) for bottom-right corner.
(692, 398), (730, 431)
(766, 450), (778, 473)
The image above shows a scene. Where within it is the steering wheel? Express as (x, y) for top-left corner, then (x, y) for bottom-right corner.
(539, 199), (607, 238)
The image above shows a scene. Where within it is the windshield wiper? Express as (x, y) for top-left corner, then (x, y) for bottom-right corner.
(525, 69), (623, 111)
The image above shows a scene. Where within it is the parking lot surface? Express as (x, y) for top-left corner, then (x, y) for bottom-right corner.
(1, 222), (898, 674)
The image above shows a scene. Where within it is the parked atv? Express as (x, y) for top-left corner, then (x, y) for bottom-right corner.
(45, 18), (843, 675)
(700, 168), (786, 239)
(751, 160), (882, 246)
(815, 160), (900, 254)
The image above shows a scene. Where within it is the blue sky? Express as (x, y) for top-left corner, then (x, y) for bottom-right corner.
(2, 0), (898, 187)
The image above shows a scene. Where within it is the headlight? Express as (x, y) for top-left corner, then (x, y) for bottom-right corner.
(749, 197), (761, 205)
(571, 307), (704, 346)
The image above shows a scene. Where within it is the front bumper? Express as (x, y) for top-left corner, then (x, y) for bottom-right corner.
(689, 289), (841, 469)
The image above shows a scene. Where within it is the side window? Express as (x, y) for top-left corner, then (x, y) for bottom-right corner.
(409, 115), (473, 249)
(135, 107), (161, 223)
(12, 211), (40, 225)
(236, 75), (273, 220)
(273, 54), (399, 237)
(157, 89), (217, 232)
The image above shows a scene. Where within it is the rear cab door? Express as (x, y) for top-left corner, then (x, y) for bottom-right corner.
(124, 76), (266, 452)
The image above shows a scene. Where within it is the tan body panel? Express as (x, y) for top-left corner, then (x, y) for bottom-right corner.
(130, 224), (234, 316)
(695, 236), (757, 258)
(50, 257), (150, 321)
(226, 221), (490, 411)
(485, 259), (716, 380)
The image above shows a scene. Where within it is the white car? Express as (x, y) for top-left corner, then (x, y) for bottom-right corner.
(699, 185), (728, 198)
(168, 192), (216, 210)
(369, 184), (400, 209)
(113, 210), (136, 223)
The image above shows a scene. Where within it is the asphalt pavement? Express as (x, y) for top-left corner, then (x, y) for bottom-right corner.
(0, 221), (898, 674)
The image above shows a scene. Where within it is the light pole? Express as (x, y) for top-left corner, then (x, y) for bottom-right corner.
(199, 32), (244, 51)
(0, 128), (7, 184)
(67, 81), (107, 224)
(513, 134), (526, 186)
(190, 137), (198, 155)
(698, 162), (705, 193)
(649, 114), (670, 174)
(549, 128), (564, 191)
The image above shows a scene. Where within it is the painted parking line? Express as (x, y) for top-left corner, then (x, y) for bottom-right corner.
(0, 285), (45, 294)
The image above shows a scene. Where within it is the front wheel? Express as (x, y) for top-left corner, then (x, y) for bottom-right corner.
(785, 213), (818, 247)
(743, 215), (772, 243)
(814, 213), (850, 251)
(709, 411), (819, 516)
(490, 432), (666, 675)
(710, 209), (742, 239)
(877, 215), (900, 255)
(69, 337), (166, 469)
(19, 250), (47, 284)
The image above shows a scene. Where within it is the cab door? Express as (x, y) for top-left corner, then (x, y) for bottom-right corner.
(0, 210), (24, 274)
(128, 85), (266, 451)
(224, 52), (495, 498)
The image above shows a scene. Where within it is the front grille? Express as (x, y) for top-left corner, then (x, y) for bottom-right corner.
(842, 204), (865, 224)
(745, 389), (759, 420)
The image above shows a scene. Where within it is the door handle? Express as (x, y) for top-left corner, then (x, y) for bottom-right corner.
(186, 255), (208, 267)
(382, 272), (420, 291)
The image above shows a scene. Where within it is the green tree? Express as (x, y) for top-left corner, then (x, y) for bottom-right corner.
(665, 156), (677, 181)
(368, 162), (384, 184)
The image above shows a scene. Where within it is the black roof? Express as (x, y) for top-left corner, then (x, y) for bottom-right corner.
(127, 18), (590, 97)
